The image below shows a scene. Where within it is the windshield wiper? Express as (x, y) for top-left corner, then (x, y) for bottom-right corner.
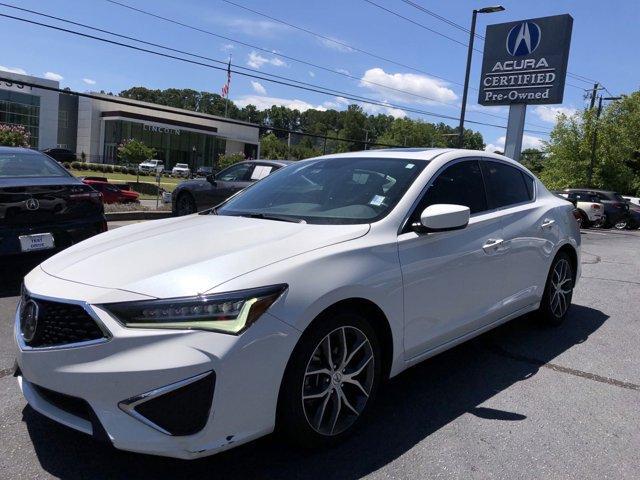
(237, 212), (304, 223)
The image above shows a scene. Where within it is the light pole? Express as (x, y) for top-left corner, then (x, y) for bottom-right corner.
(458, 5), (505, 148)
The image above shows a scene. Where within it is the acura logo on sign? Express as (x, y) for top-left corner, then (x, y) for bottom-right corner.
(20, 300), (39, 343)
(506, 21), (541, 56)
(25, 198), (40, 211)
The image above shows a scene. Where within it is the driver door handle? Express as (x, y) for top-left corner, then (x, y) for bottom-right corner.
(482, 238), (504, 254)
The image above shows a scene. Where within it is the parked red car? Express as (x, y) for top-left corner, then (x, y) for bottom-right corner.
(83, 179), (140, 204)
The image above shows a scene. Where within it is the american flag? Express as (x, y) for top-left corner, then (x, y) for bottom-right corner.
(221, 58), (231, 98)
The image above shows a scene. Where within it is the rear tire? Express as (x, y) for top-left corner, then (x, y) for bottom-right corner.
(537, 252), (574, 326)
(278, 309), (382, 449)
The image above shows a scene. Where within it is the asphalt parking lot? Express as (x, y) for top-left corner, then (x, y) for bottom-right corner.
(0, 227), (639, 479)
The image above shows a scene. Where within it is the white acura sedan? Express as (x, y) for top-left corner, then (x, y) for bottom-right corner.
(14, 148), (580, 459)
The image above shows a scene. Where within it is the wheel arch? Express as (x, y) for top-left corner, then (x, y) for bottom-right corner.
(275, 297), (395, 428)
(556, 243), (578, 280)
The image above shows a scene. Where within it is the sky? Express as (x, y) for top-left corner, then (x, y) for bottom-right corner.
(0, 0), (638, 151)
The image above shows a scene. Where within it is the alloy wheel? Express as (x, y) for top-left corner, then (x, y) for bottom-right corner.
(302, 326), (375, 436)
(550, 258), (573, 318)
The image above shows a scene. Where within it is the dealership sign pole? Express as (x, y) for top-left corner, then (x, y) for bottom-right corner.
(478, 14), (573, 160)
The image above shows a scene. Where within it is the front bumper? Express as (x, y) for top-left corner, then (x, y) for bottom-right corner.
(15, 276), (300, 459)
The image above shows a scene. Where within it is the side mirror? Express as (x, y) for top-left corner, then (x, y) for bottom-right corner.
(419, 204), (470, 232)
(206, 173), (216, 185)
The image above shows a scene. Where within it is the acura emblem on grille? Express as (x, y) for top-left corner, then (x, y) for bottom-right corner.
(21, 300), (39, 343)
(25, 198), (40, 211)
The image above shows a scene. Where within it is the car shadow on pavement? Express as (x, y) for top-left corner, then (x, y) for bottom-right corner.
(0, 256), (46, 298)
(22, 304), (608, 480)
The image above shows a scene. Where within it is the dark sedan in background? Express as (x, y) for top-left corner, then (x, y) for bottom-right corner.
(172, 159), (293, 216)
(0, 147), (106, 261)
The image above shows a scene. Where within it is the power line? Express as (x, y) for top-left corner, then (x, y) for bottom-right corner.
(100, 0), (452, 108)
(363, 0), (472, 49)
(0, 12), (550, 134)
(220, 0), (467, 88)
(100, 0), (547, 128)
(0, 10), (551, 134)
(395, 0), (602, 89)
(6, 0), (525, 125)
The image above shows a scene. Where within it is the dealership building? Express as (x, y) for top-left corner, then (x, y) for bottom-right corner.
(0, 71), (260, 168)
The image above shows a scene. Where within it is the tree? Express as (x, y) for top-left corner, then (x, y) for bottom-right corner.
(540, 92), (640, 195)
(117, 139), (156, 182)
(0, 124), (30, 147)
(520, 148), (545, 175)
(217, 152), (245, 170)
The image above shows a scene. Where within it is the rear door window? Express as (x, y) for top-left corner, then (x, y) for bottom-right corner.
(481, 160), (532, 209)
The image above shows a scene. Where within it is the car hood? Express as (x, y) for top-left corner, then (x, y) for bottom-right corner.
(40, 214), (370, 298)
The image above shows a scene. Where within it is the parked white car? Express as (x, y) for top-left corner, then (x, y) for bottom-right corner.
(623, 196), (640, 207)
(560, 191), (605, 227)
(138, 159), (164, 173)
(15, 149), (580, 459)
(171, 163), (191, 177)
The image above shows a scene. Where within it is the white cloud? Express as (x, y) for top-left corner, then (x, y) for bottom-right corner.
(533, 105), (577, 123)
(235, 95), (326, 112)
(43, 71), (63, 81)
(308, 70), (315, 77)
(335, 68), (351, 76)
(82, 78), (96, 85)
(220, 43), (235, 52)
(246, 51), (287, 69)
(361, 102), (407, 119)
(250, 81), (267, 95)
(221, 17), (288, 37)
(318, 37), (354, 53)
(485, 134), (544, 153)
(359, 68), (457, 105)
(0, 65), (27, 75)
(322, 96), (350, 110)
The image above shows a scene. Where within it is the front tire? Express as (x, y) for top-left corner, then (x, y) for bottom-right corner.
(278, 310), (382, 449)
(175, 192), (197, 216)
(537, 252), (574, 326)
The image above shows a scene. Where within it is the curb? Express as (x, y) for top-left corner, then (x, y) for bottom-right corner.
(106, 211), (172, 221)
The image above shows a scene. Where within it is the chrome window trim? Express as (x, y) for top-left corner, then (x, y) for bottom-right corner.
(117, 370), (214, 436)
(16, 288), (112, 352)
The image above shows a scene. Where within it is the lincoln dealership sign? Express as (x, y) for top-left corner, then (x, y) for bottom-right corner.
(478, 14), (573, 106)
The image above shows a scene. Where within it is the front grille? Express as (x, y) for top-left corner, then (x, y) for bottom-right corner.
(20, 296), (107, 348)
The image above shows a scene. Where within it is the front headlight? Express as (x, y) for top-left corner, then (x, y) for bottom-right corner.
(100, 284), (287, 335)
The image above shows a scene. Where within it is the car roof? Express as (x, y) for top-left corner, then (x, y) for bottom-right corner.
(0, 146), (42, 154)
(564, 188), (618, 194)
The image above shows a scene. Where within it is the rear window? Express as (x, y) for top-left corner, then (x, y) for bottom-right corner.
(481, 160), (532, 208)
(0, 152), (71, 178)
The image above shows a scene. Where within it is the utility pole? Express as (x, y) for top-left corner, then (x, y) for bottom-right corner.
(588, 82), (599, 109)
(363, 129), (370, 150)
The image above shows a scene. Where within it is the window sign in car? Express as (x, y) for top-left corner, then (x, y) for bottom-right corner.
(250, 165), (273, 180)
(217, 158), (427, 225)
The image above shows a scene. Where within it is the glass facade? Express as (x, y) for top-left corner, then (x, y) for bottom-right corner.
(0, 90), (40, 147)
(103, 119), (226, 169)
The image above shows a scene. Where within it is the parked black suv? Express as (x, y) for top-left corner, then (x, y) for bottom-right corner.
(0, 147), (107, 260)
(562, 188), (631, 229)
(41, 147), (77, 163)
(172, 160), (293, 216)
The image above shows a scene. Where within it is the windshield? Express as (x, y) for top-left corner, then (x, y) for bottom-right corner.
(175, 164), (188, 168)
(216, 157), (427, 225)
(0, 151), (71, 178)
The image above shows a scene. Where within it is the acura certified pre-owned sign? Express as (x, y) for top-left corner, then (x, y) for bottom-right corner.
(478, 14), (573, 106)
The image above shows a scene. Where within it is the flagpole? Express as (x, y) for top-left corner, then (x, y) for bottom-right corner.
(224, 54), (231, 118)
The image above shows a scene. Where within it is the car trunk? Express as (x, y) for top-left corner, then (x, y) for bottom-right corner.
(0, 181), (103, 226)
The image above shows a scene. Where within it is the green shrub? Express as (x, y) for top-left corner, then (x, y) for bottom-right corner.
(63, 162), (71, 169)
(70, 161), (80, 169)
(127, 167), (136, 175)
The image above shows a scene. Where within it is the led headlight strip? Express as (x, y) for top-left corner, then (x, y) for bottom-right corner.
(101, 284), (287, 335)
